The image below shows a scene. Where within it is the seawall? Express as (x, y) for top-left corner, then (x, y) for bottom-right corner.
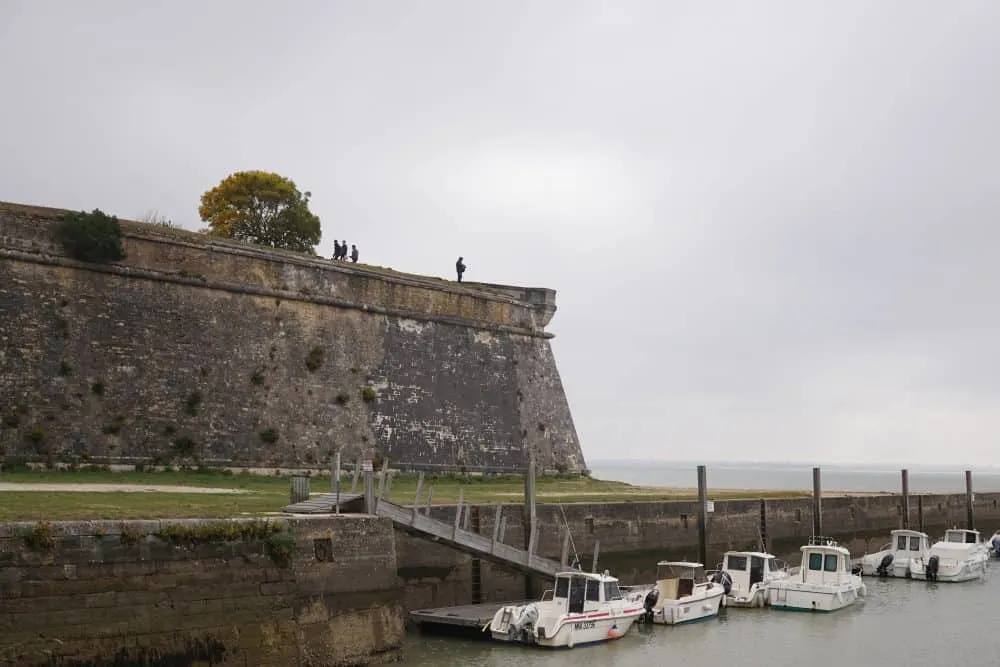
(395, 491), (1000, 611)
(0, 202), (584, 473)
(0, 516), (404, 666)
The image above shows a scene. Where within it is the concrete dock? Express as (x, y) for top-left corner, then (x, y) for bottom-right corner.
(410, 600), (533, 630)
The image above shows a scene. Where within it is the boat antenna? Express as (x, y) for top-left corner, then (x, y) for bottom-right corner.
(558, 503), (582, 571)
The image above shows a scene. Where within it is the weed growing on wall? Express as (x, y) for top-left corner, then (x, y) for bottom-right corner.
(266, 533), (295, 567)
(54, 209), (127, 263)
(335, 391), (350, 405)
(185, 390), (202, 416)
(361, 387), (377, 402)
(259, 428), (279, 444)
(58, 361), (73, 376)
(172, 435), (198, 459)
(21, 520), (57, 551)
(26, 426), (45, 445)
(305, 347), (325, 372)
(154, 520), (282, 547)
(91, 380), (105, 396)
(120, 523), (149, 545)
(102, 414), (127, 435)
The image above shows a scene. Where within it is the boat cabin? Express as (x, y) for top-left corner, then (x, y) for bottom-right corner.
(799, 538), (851, 585)
(655, 561), (705, 600)
(944, 528), (981, 544)
(722, 551), (782, 590)
(548, 571), (623, 614)
(888, 529), (930, 554)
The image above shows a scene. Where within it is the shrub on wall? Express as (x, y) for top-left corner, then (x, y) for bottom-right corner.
(54, 209), (127, 263)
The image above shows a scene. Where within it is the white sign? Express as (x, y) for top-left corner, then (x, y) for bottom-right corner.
(705, 500), (715, 514)
(362, 459), (373, 472)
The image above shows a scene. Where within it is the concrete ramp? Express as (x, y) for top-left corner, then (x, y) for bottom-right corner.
(281, 492), (364, 514)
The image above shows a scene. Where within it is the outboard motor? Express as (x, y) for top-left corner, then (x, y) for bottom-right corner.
(711, 570), (733, 595)
(926, 555), (940, 582)
(875, 553), (894, 577)
(992, 535), (1000, 558)
(509, 604), (539, 642)
(642, 588), (659, 623)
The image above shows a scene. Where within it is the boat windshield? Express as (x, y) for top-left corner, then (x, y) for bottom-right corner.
(657, 564), (705, 581)
(604, 581), (622, 601)
(945, 530), (977, 543)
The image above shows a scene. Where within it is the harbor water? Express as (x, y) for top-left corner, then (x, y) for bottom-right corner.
(400, 568), (998, 665)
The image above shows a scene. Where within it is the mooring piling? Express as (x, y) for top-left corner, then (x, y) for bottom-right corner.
(812, 467), (823, 536)
(901, 468), (910, 529)
(697, 465), (708, 566)
(966, 469), (975, 530)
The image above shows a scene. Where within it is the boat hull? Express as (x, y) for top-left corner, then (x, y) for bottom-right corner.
(910, 558), (987, 582)
(652, 587), (724, 625)
(491, 612), (641, 648)
(860, 554), (918, 579)
(768, 580), (866, 613)
(725, 585), (768, 608)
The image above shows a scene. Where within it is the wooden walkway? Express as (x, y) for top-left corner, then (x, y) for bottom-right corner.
(375, 497), (568, 579)
(280, 489), (568, 579)
(280, 492), (364, 514)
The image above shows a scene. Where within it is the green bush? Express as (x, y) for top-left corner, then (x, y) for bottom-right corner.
(305, 347), (325, 372)
(361, 387), (377, 403)
(259, 428), (279, 444)
(54, 209), (127, 263)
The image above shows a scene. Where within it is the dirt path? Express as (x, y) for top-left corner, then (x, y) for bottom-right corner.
(0, 483), (250, 494)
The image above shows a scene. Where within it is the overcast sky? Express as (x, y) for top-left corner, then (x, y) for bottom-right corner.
(3, 1), (1000, 467)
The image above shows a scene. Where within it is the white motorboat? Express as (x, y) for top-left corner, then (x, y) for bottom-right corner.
(987, 530), (1000, 558)
(909, 528), (990, 582)
(488, 570), (645, 648)
(641, 561), (725, 625)
(767, 537), (867, 613)
(711, 551), (791, 608)
(859, 529), (931, 578)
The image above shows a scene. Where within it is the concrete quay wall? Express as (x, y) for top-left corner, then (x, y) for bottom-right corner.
(0, 516), (404, 666)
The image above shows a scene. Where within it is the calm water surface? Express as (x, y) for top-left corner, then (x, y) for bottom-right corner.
(400, 566), (997, 666)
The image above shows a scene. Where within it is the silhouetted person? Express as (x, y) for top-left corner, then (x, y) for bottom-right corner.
(456, 256), (466, 282)
(340, 240), (348, 260)
(350, 245), (359, 263)
(333, 240), (342, 260)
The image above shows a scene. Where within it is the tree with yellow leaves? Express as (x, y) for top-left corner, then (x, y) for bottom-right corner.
(198, 170), (321, 253)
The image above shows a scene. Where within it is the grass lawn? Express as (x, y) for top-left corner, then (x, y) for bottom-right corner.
(0, 467), (807, 521)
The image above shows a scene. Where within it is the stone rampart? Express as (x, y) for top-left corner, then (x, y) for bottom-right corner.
(0, 202), (584, 473)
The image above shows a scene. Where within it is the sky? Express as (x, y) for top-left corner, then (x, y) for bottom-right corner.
(2, 1), (1000, 467)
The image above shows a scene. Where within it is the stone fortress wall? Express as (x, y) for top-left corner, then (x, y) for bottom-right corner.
(0, 202), (586, 472)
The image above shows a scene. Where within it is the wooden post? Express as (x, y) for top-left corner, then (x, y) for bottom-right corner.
(561, 530), (571, 566)
(375, 458), (389, 512)
(385, 470), (395, 500)
(424, 487), (434, 516)
(527, 520), (537, 556)
(524, 448), (537, 547)
(333, 451), (341, 515)
(351, 458), (361, 493)
(697, 465), (708, 567)
(966, 470), (975, 530)
(454, 488), (464, 538)
(498, 515), (508, 543)
(463, 502), (472, 532)
(363, 454), (375, 514)
(491, 505), (502, 553)
(412, 472), (424, 523)
(901, 469), (910, 529)
(917, 495), (925, 532)
(591, 541), (601, 573)
(812, 467), (823, 536)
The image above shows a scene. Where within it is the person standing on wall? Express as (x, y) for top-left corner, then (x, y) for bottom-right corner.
(350, 244), (359, 263)
(456, 256), (466, 283)
(332, 239), (342, 260)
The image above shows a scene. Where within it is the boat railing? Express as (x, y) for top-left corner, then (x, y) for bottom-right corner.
(540, 589), (554, 602)
(808, 535), (839, 546)
(772, 559), (790, 573)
